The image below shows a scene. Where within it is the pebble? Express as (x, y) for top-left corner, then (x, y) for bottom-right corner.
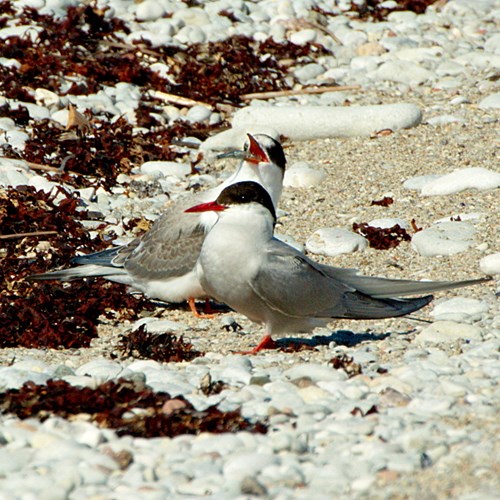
(416, 168), (500, 196)
(231, 104), (423, 140)
(139, 161), (192, 179)
(478, 92), (500, 109)
(368, 218), (409, 229)
(283, 161), (327, 188)
(305, 228), (368, 257)
(479, 253), (500, 275)
(415, 321), (483, 344)
(372, 60), (434, 85)
(432, 298), (490, 324)
(411, 221), (476, 257)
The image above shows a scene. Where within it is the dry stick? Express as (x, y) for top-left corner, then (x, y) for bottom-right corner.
(240, 85), (361, 101)
(150, 90), (213, 109)
(0, 231), (58, 240)
(26, 161), (81, 176)
(26, 161), (60, 172)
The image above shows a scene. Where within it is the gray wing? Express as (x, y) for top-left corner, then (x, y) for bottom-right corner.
(249, 240), (433, 320)
(318, 265), (491, 297)
(121, 198), (206, 281)
(30, 195), (205, 283)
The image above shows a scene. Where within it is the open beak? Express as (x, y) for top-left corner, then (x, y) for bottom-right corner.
(185, 201), (227, 213)
(215, 134), (269, 164)
(245, 133), (269, 164)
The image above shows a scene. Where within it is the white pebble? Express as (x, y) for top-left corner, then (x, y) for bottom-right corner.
(232, 104), (422, 140)
(372, 60), (433, 85)
(426, 114), (466, 126)
(432, 298), (490, 323)
(140, 161), (191, 179)
(135, 0), (166, 21)
(289, 29), (317, 45)
(419, 167), (500, 196)
(306, 228), (368, 256)
(478, 92), (500, 109)
(368, 218), (409, 229)
(479, 253), (500, 275)
(283, 161), (327, 188)
(411, 221), (476, 256)
(415, 321), (483, 344)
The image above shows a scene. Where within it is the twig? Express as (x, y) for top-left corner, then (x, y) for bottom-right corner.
(240, 85), (360, 101)
(26, 161), (80, 176)
(26, 161), (60, 172)
(0, 230), (58, 240)
(149, 90), (213, 109)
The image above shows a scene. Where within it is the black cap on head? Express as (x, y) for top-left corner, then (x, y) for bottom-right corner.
(216, 181), (277, 221)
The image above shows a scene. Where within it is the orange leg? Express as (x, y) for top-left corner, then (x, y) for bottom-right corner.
(236, 334), (277, 355)
(188, 297), (215, 319)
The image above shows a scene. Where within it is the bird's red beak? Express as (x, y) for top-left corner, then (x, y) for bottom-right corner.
(245, 133), (269, 164)
(185, 201), (227, 213)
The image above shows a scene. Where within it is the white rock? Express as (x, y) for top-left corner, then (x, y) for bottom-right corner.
(434, 212), (485, 224)
(294, 63), (325, 82)
(306, 228), (368, 256)
(284, 363), (345, 383)
(415, 321), (483, 344)
(426, 114), (466, 126)
(435, 60), (466, 77)
(0, 57), (21, 69)
(135, 0), (166, 21)
(419, 167), (500, 196)
(0, 25), (43, 43)
(372, 60), (433, 85)
(432, 298), (490, 323)
(140, 161), (191, 179)
(403, 174), (442, 190)
(368, 218), (409, 229)
(200, 126), (280, 152)
(75, 359), (124, 380)
(283, 162), (327, 188)
(484, 33), (500, 54)
(1, 130), (29, 149)
(27, 175), (60, 194)
(407, 396), (453, 416)
(223, 452), (278, 481)
(231, 104), (422, 140)
(35, 88), (60, 107)
(290, 29), (317, 45)
(0, 117), (16, 131)
(411, 221), (475, 256)
(185, 105), (212, 123)
(0, 158), (32, 187)
(132, 317), (189, 333)
(478, 92), (500, 109)
(480, 253), (500, 275)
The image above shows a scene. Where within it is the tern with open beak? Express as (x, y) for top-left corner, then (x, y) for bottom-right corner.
(30, 134), (286, 316)
(186, 181), (491, 353)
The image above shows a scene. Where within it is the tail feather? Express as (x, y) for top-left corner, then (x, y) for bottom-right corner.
(321, 266), (491, 298)
(71, 246), (123, 267)
(342, 293), (434, 319)
(28, 264), (130, 284)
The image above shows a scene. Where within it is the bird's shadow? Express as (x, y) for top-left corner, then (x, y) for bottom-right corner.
(277, 328), (417, 348)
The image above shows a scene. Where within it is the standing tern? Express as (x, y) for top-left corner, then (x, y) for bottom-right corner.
(186, 181), (491, 353)
(30, 134), (287, 315)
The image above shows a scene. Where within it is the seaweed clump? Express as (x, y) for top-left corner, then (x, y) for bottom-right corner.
(0, 378), (268, 438)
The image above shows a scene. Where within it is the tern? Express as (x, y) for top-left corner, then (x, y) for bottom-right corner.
(186, 181), (491, 353)
(30, 134), (287, 315)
